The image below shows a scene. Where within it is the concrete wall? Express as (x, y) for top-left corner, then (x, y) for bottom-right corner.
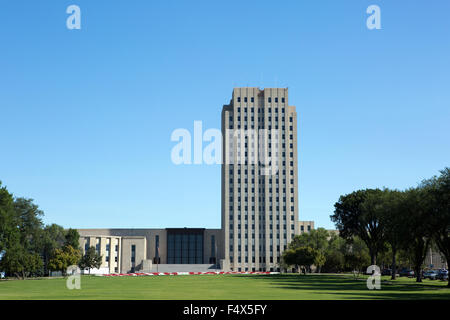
(79, 235), (121, 274)
(121, 237), (146, 273)
(297, 221), (314, 234)
(204, 229), (223, 264)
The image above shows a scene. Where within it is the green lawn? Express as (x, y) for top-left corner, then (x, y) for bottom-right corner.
(0, 274), (449, 300)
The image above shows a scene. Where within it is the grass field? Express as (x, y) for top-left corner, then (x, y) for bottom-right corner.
(0, 274), (449, 300)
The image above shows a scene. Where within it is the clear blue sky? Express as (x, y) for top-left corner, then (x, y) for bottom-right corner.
(0, 0), (449, 230)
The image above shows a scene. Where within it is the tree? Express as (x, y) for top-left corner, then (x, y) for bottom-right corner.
(48, 245), (81, 275)
(0, 191), (46, 279)
(401, 188), (431, 283)
(331, 189), (387, 266)
(397, 248), (414, 269)
(64, 228), (80, 249)
(378, 190), (409, 280)
(314, 251), (326, 272)
(290, 228), (329, 252)
(322, 234), (346, 273)
(289, 228), (329, 272)
(0, 182), (15, 255)
(421, 168), (450, 287)
(79, 246), (102, 274)
(41, 224), (67, 276)
(0, 182), (82, 279)
(344, 237), (371, 278)
(0, 242), (43, 279)
(282, 246), (317, 273)
(13, 198), (44, 253)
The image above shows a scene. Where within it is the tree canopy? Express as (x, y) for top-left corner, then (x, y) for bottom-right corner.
(0, 182), (81, 279)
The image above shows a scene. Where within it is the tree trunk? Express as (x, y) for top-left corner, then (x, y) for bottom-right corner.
(370, 250), (376, 266)
(391, 248), (397, 280)
(415, 266), (422, 282)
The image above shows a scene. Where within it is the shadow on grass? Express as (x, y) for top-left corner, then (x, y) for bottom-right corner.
(230, 274), (450, 300)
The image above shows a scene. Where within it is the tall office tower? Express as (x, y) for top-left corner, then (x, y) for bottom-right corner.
(221, 88), (299, 272)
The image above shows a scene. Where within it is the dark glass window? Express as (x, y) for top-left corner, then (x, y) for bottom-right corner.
(131, 245), (136, 263)
(166, 229), (204, 264)
(210, 235), (216, 264)
(154, 235), (160, 263)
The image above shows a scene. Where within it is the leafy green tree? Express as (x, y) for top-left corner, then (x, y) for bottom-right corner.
(421, 168), (450, 287)
(331, 189), (387, 266)
(0, 183), (84, 279)
(0, 191), (46, 278)
(290, 228), (329, 251)
(397, 248), (414, 269)
(0, 242), (43, 279)
(377, 190), (409, 280)
(282, 246), (317, 273)
(13, 198), (44, 252)
(401, 188), (432, 283)
(0, 182), (15, 256)
(48, 245), (81, 275)
(79, 246), (103, 274)
(322, 234), (346, 273)
(64, 228), (80, 249)
(289, 228), (329, 272)
(41, 224), (66, 275)
(344, 237), (371, 278)
(376, 244), (394, 269)
(314, 251), (326, 272)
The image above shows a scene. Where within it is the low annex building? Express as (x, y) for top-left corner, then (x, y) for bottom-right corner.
(77, 228), (224, 274)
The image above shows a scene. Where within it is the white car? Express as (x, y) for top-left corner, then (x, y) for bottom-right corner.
(423, 270), (438, 280)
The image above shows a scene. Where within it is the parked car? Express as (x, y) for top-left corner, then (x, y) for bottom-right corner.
(399, 268), (414, 277)
(423, 270), (438, 280)
(437, 269), (448, 281)
(381, 268), (392, 276)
